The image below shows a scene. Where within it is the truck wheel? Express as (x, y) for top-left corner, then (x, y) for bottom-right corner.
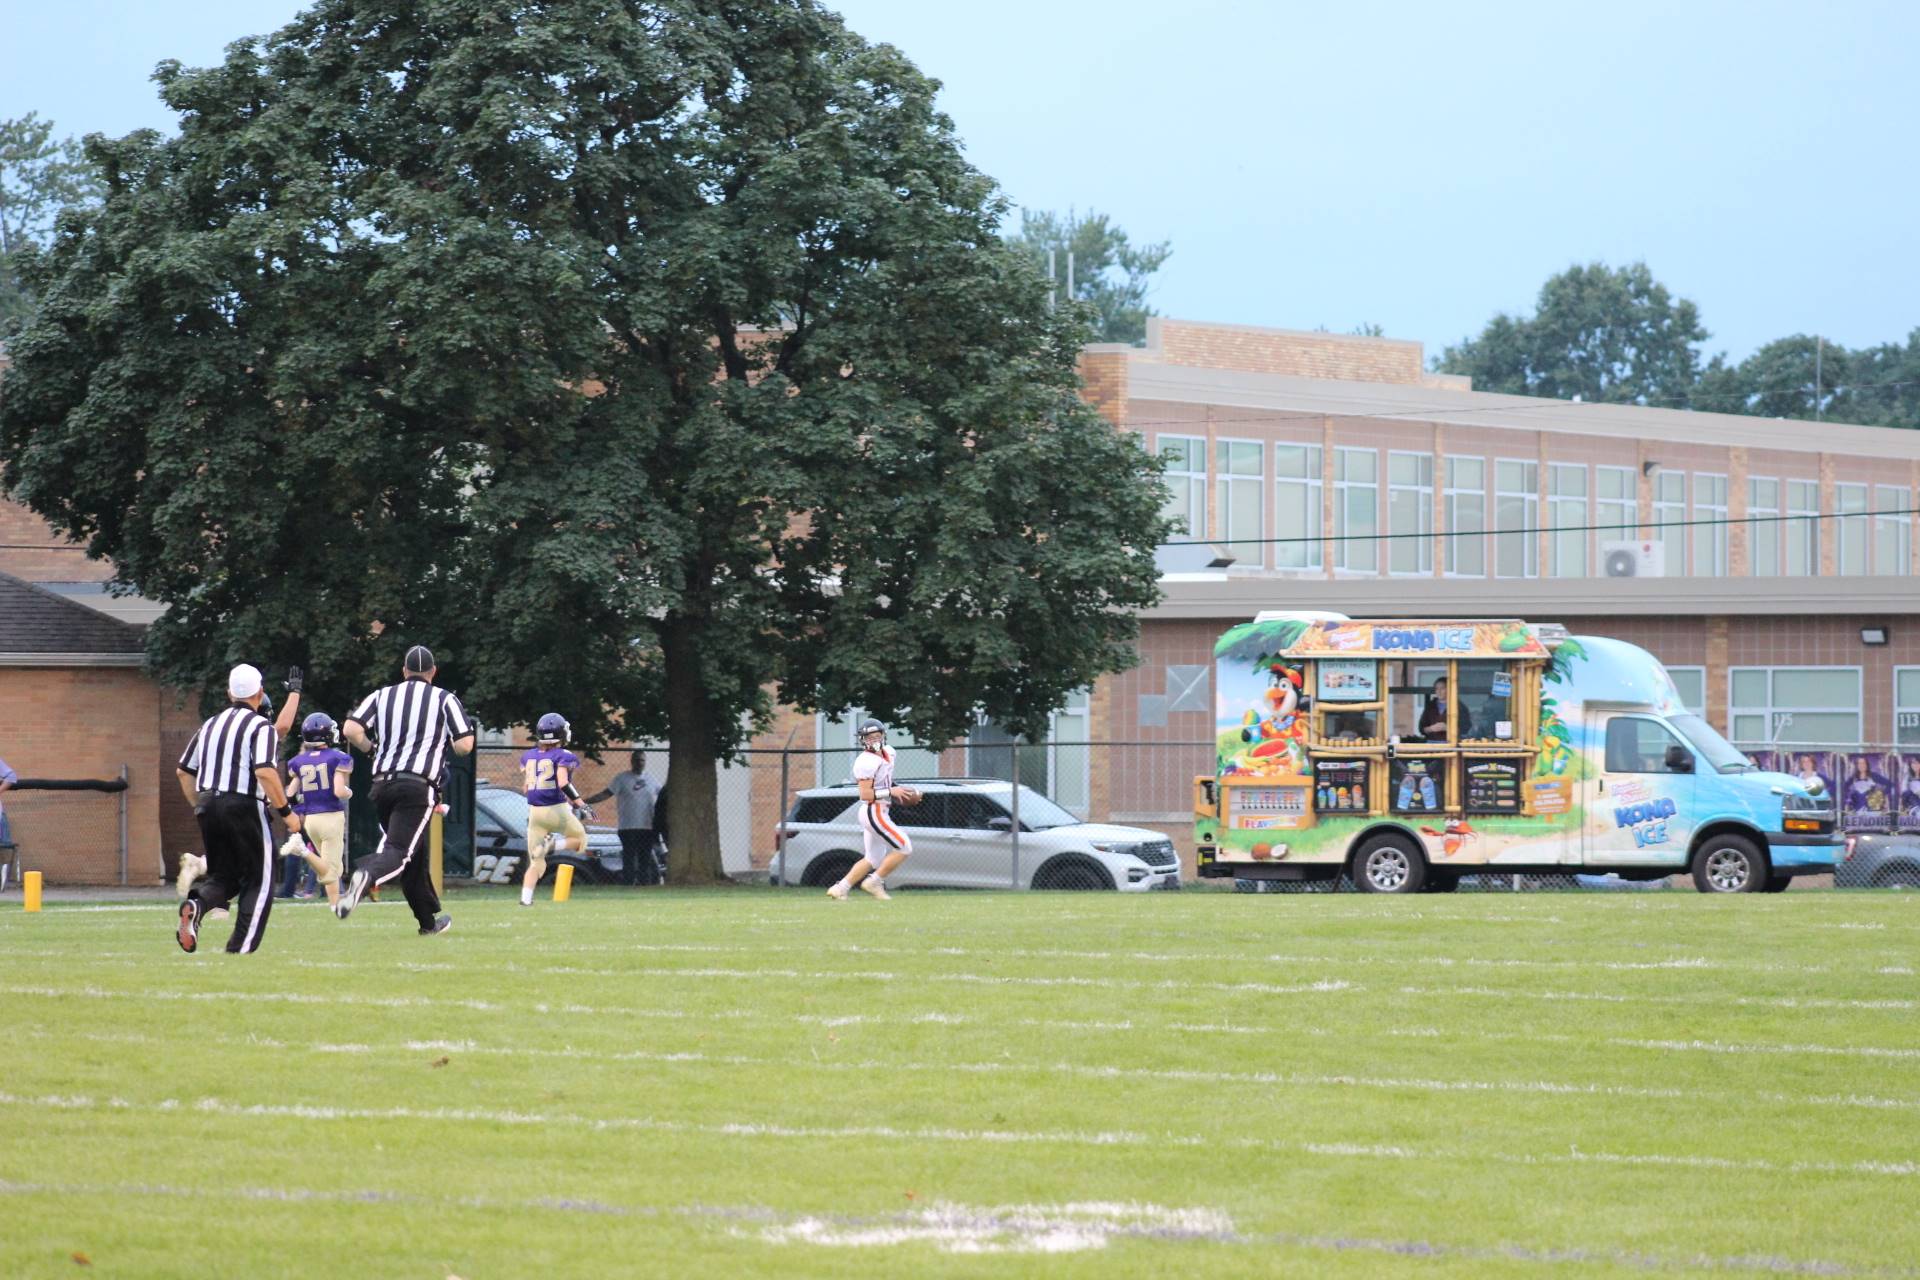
(1761, 874), (1793, 893)
(1690, 833), (1768, 893)
(1352, 834), (1426, 894)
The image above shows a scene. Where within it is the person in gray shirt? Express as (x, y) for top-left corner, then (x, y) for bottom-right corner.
(586, 751), (663, 885)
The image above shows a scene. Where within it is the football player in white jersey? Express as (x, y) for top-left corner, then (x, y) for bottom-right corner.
(827, 719), (921, 901)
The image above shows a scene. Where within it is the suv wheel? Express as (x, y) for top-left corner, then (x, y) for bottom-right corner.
(1031, 856), (1114, 891)
(802, 852), (861, 888)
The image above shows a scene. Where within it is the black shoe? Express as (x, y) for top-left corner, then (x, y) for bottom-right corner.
(176, 899), (201, 953)
(418, 914), (451, 936)
(335, 869), (370, 920)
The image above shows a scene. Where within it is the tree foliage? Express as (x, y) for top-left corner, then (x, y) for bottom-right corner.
(0, 0), (1169, 880)
(1435, 262), (1708, 406)
(1005, 208), (1170, 345)
(0, 114), (103, 331)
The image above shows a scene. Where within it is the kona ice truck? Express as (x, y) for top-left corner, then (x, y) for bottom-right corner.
(1193, 614), (1841, 893)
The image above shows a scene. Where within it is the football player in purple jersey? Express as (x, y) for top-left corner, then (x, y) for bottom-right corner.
(518, 713), (593, 906)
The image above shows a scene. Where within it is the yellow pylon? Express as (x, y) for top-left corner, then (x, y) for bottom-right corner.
(23, 870), (42, 912)
(554, 864), (574, 903)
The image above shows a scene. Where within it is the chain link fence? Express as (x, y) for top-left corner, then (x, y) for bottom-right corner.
(0, 771), (131, 889)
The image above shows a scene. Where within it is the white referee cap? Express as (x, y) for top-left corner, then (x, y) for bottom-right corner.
(227, 663), (263, 699)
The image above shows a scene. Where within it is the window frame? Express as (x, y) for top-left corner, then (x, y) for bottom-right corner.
(1692, 472), (1728, 577)
(1333, 447), (1381, 575)
(1214, 437), (1265, 569)
(1444, 454), (1487, 578)
(1727, 665), (1865, 748)
(1836, 481), (1869, 576)
(1747, 476), (1780, 578)
(1604, 715), (1693, 775)
(1665, 665), (1707, 717)
(1652, 469), (1687, 577)
(1875, 483), (1910, 576)
(1155, 434), (1207, 542)
(1784, 479), (1819, 577)
(1897, 666), (1920, 747)
(1387, 450), (1435, 577)
(1547, 461), (1588, 578)
(1273, 441), (1324, 572)
(1493, 457), (1539, 580)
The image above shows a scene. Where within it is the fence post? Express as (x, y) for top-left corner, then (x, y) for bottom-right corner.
(1009, 744), (1022, 889)
(118, 764), (129, 886)
(777, 745), (791, 888)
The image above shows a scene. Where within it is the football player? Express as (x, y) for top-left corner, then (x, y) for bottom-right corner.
(827, 719), (920, 901)
(281, 713), (353, 908)
(519, 713), (592, 907)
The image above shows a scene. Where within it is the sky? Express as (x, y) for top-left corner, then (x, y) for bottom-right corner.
(7, 0), (1916, 363)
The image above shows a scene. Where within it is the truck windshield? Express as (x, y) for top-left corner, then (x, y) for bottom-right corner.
(1669, 714), (1753, 774)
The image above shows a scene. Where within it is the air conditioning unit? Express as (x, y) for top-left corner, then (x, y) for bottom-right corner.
(1601, 539), (1666, 578)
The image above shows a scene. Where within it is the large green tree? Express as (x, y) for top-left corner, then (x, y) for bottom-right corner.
(1435, 261), (1708, 406)
(1005, 208), (1170, 345)
(0, 0), (1169, 881)
(0, 114), (103, 330)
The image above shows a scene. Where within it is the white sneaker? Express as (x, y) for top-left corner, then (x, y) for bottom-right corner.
(278, 833), (306, 859)
(520, 886), (534, 907)
(335, 869), (370, 920)
(860, 878), (891, 901)
(826, 881), (849, 900)
(175, 852), (207, 898)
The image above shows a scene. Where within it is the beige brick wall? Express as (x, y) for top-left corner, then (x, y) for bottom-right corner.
(0, 497), (112, 583)
(1151, 319), (1432, 385)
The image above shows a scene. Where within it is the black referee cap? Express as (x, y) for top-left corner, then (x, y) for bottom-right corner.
(403, 644), (436, 674)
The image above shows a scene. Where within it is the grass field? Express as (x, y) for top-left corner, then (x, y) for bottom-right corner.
(4, 886), (1920, 1277)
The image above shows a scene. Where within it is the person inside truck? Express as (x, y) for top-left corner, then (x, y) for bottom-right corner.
(1417, 677), (1450, 741)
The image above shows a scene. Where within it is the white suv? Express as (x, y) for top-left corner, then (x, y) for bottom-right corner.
(771, 777), (1181, 891)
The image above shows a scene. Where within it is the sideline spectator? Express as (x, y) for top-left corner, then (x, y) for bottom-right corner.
(587, 750), (663, 885)
(0, 752), (16, 852)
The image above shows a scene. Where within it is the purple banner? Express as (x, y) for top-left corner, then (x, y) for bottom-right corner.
(1843, 752), (1896, 832)
(1902, 756), (1920, 833)
(1786, 752), (1835, 807)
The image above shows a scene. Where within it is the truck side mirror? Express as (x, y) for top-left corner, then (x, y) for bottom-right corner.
(1664, 744), (1694, 774)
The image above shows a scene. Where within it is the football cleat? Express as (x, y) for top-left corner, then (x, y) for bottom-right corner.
(860, 878), (891, 901)
(826, 881), (849, 900)
(419, 914), (452, 936)
(175, 852), (207, 898)
(279, 833), (306, 860)
(176, 899), (201, 953)
(335, 869), (370, 919)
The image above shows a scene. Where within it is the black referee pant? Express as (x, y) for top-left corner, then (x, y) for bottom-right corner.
(360, 774), (442, 930)
(188, 793), (275, 954)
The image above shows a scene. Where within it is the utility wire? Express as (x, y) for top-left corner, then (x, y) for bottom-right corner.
(1162, 507), (1918, 548)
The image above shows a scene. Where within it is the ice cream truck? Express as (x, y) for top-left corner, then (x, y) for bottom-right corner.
(1194, 613), (1841, 893)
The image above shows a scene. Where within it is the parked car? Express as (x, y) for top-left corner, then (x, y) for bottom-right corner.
(771, 777), (1181, 891)
(1836, 834), (1920, 889)
(470, 782), (656, 885)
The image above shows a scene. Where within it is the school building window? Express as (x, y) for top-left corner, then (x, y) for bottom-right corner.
(1898, 668), (1920, 746)
(1693, 473), (1728, 576)
(1666, 666), (1706, 717)
(1494, 459), (1537, 579)
(1334, 448), (1379, 574)
(1215, 439), (1264, 568)
(1652, 470), (1686, 577)
(1836, 482), (1869, 575)
(1748, 478), (1780, 577)
(1596, 465), (1636, 543)
(1875, 485), (1910, 575)
(1548, 462), (1587, 577)
(1274, 443), (1322, 571)
(1729, 667), (1863, 747)
(1157, 436), (1206, 541)
(1785, 479), (1819, 576)
(1388, 451), (1433, 575)
(1445, 455), (1486, 577)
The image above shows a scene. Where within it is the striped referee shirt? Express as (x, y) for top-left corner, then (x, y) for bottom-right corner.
(178, 706), (279, 801)
(346, 677), (474, 780)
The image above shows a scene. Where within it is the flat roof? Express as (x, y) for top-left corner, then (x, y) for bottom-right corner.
(1124, 360), (1920, 461)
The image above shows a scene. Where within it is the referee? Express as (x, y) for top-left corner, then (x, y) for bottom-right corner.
(336, 645), (474, 933)
(174, 664), (303, 955)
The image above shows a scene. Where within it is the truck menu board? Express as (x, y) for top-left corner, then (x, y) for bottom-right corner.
(1313, 759), (1370, 814)
(1463, 756), (1524, 813)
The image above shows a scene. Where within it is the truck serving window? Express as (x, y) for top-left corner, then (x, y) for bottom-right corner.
(1669, 714), (1754, 774)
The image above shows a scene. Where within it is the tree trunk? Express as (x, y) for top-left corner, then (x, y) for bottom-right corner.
(661, 618), (726, 884)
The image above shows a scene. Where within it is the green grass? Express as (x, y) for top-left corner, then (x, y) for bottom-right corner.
(3, 886), (1919, 1277)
